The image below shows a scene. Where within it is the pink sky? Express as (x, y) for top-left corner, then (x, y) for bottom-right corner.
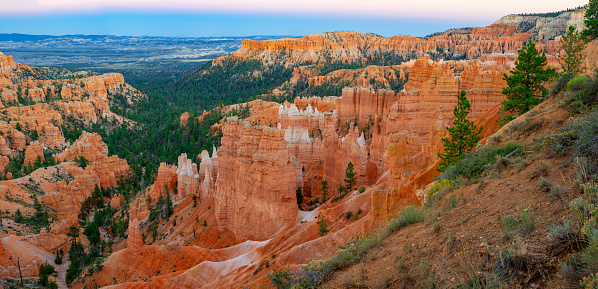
(0, 0), (589, 20)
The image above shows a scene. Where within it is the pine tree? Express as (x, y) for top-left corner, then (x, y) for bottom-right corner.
(296, 187), (303, 205)
(438, 91), (483, 172)
(584, 0), (598, 40)
(92, 184), (103, 207)
(321, 180), (329, 201)
(560, 26), (587, 73)
(67, 226), (79, 245)
(165, 190), (173, 218)
(502, 41), (555, 117)
(344, 162), (357, 192)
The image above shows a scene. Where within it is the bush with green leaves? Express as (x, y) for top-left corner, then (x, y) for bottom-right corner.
(439, 143), (522, 185)
(548, 72), (575, 97)
(562, 71), (598, 114)
(426, 179), (456, 206)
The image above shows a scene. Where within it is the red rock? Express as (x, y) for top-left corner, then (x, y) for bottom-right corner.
(9, 129), (26, 149)
(127, 218), (143, 252)
(56, 132), (108, 163)
(27, 88), (46, 102)
(215, 118), (298, 240)
(180, 112), (190, 127)
(153, 163), (178, 200)
(0, 155), (8, 175)
(110, 194), (125, 210)
(87, 155), (131, 188)
(0, 137), (11, 155)
(23, 141), (45, 166)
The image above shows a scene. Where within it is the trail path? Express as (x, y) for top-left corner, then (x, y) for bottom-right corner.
(55, 254), (70, 289)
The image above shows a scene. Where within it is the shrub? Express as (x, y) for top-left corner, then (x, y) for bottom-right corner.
(506, 117), (542, 136)
(548, 72), (575, 97)
(537, 177), (552, 192)
(387, 206), (427, 232)
(426, 179), (456, 207)
(501, 208), (536, 237)
(548, 220), (586, 255)
(536, 161), (550, 176)
(566, 75), (592, 91)
(358, 186), (366, 193)
(268, 268), (295, 289)
(562, 72), (598, 114)
(441, 143), (522, 184)
(540, 111), (598, 169)
(521, 207), (537, 234)
(345, 211), (354, 220)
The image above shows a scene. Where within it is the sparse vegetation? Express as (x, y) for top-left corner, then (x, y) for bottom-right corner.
(440, 143), (523, 185)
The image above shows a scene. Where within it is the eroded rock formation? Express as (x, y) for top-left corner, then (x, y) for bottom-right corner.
(23, 141), (45, 166)
(177, 153), (200, 200)
(127, 218), (143, 252)
(215, 117), (298, 240)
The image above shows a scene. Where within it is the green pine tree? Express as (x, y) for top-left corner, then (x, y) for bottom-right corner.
(296, 187), (304, 205)
(344, 162), (357, 192)
(438, 91), (483, 172)
(67, 226), (79, 245)
(502, 41), (555, 119)
(560, 26), (587, 73)
(321, 180), (329, 201)
(584, 0), (598, 40)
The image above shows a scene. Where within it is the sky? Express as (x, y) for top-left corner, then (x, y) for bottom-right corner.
(0, 0), (589, 37)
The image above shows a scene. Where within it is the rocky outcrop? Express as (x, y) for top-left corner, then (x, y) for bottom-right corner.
(306, 65), (407, 91)
(494, 8), (586, 41)
(154, 163), (178, 199)
(110, 194), (125, 209)
(199, 147), (218, 201)
(180, 112), (190, 127)
(23, 141), (45, 166)
(56, 132), (108, 163)
(127, 218), (143, 252)
(177, 153), (200, 200)
(9, 129), (26, 149)
(215, 117), (298, 240)
(0, 155), (9, 174)
(0, 52), (18, 77)
(337, 87), (397, 131)
(87, 156), (131, 188)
